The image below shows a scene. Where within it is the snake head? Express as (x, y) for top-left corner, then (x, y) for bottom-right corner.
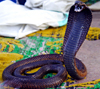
(74, 1), (87, 12)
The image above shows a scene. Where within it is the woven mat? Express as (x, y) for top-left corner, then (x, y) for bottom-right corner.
(0, 25), (100, 89)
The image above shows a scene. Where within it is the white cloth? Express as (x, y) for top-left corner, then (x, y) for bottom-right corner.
(0, 0), (76, 39)
(25, 0), (76, 13)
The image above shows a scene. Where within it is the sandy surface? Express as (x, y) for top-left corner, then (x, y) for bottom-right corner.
(74, 11), (100, 83)
(91, 11), (100, 28)
(76, 40), (100, 83)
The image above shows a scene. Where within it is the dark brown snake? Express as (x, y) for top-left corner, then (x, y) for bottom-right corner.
(2, 1), (92, 89)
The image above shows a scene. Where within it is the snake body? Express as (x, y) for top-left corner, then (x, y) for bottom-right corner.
(2, 1), (92, 89)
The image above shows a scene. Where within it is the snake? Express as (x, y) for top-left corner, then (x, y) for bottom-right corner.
(2, 1), (92, 89)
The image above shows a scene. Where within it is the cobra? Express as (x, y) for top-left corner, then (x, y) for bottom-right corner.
(2, 1), (92, 89)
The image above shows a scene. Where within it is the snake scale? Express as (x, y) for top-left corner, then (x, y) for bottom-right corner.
(2, 1), (92, 89)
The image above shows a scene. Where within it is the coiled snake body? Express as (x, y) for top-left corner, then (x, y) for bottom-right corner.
(2, 1), (92, 89)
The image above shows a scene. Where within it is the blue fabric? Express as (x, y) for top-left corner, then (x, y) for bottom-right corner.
(0, 0), (16, 3)
(0, 0), (4, 2)
(18, 0), (26, 5)
(0, 0), (26, 5)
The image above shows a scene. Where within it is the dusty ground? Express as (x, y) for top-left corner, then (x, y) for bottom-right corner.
(75, 11), (100, 83)
(91, 11), (100, 28)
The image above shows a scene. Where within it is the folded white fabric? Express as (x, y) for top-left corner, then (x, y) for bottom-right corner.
(0, 0), (75, 39)
(25, 0), (76, 13)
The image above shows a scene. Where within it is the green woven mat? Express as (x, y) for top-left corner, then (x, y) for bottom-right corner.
(18, 36), (75, 89)
(0, 36), (75, 89)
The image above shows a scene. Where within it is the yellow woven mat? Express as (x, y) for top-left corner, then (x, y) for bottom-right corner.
(27, 25), (100, 40)
(0, 26), (100, 88)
